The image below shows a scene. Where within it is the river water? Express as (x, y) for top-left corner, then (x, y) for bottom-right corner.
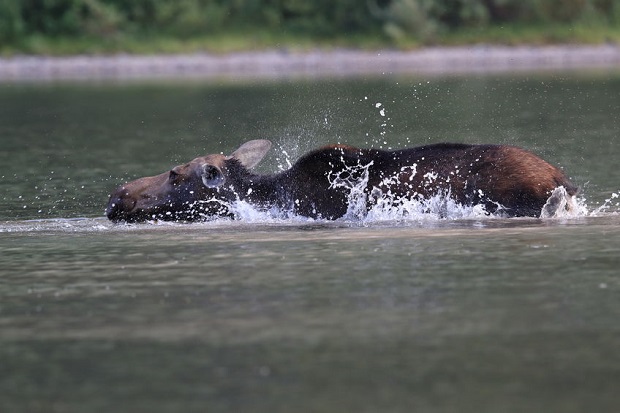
(1, 71), (620, 412)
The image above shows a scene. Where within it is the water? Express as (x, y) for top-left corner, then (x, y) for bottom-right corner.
(1, 72), (620, 413)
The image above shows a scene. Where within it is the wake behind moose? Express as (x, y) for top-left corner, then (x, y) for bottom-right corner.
(106, 139), (577, 222)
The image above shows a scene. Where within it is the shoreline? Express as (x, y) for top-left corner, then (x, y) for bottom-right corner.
(1, 44), (620, 81)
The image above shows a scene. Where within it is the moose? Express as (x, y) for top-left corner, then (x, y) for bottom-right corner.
(106, 139), (577, 222)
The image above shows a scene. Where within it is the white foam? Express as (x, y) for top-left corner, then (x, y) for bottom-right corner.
(222, 163), (597, 224)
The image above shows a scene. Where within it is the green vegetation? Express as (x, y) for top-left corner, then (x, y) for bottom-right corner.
(1, 0), (620, 55)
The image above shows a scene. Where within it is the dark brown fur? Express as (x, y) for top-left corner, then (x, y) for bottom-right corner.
(106, 140), (577, 222)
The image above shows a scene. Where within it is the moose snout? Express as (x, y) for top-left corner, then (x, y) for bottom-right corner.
(106, 188), (137, 222)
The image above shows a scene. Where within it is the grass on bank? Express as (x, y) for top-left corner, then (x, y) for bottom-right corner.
(2, 23), (620, 56)
(440, 23), (620, 46)
(1, 30), (390, 56)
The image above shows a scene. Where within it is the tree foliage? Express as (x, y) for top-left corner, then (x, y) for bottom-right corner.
(374, 0), (620, 41)
(1, 0), (618, 44)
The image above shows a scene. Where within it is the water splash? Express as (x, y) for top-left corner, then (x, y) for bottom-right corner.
(540, 187), (587, 218)
(327, 159), (375, 220)
(327, 161), (494, 223)
(590, 192), (620, 216)
(0, 188), (614, 235)
(223, 161), (601, 223)
(229, 200), (314, 224)
(221, 187), (589, 225)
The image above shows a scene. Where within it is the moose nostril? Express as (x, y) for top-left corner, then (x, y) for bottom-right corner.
(106, 194), (137, 220)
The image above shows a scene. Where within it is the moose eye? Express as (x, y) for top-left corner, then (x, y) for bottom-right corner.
(202, 165), (225, 188)
(168, 170), (179, 181)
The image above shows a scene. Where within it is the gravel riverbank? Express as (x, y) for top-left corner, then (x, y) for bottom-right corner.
(1, 45), (620, 81)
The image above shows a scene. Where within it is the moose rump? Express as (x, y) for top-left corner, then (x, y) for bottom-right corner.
(106, 140), (577, 222)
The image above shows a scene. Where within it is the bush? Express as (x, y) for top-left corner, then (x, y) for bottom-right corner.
(0, 0), (24, 42)
(1, 0), (618, 49)
(13, 0), (122, 37)
(370, 0), (620, 41)
(230, 0), (378, 35)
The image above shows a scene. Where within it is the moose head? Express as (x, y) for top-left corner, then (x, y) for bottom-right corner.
(106, 140), (272, 222)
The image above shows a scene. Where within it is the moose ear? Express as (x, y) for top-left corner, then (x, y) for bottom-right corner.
(230, 140), (272, 169)
(201, 164), (225, 188)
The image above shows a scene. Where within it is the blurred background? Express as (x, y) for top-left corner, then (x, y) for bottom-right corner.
(1, 0), (620, 55)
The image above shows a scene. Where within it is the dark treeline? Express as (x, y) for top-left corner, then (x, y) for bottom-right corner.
(1, 0), (619, 44)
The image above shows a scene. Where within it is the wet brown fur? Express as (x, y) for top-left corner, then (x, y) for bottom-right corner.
(106, 142), (576, 222)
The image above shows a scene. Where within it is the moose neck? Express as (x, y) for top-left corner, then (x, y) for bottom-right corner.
(224, 159), (291, 209)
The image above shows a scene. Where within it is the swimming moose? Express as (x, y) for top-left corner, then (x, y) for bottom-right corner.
(106, 140), (577, 222)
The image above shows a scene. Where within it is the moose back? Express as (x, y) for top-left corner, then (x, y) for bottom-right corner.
(106, 140), (577, 222)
